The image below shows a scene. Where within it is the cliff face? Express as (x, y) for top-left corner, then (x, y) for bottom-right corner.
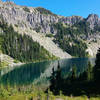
(0, 2), (100, 34)
(86, 14), (100, 30)
(1, 2), (100, 34)
(0, 2), (84, 34)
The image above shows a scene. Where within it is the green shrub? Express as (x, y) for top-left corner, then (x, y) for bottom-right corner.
(13, 60), (19, 63)
(15, 24), (18, 27)
(36, 7), (57, 16)
(46, 34), (54, 38)
(34, 27), (41, 33)
(23, 7), (30, 12)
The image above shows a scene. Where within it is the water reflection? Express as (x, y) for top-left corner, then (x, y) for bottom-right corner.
(0, 58), (95, 86)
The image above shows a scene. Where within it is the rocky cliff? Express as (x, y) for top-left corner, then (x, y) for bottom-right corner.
(87, 14), (100, 30)
(0, 1), (100, 34)
(0, 1), (84, 34)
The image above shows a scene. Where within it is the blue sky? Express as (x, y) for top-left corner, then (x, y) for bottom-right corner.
(3, 0), (100, 18)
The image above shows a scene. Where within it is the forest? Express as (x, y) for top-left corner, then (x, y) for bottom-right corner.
(0, 19), (56, 63)
(53, 22), (91, 57)
(49, 48), (100, 96)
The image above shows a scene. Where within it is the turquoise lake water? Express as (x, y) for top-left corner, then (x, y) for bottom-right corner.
(0, 58), (95, 86)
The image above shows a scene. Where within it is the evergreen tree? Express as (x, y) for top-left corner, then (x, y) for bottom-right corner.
(55, 62), (62, 93)
(78, 71), (87, 81)
(71, 65), (77, 82)
(49, 61), (63, 94)
(0, 59), (1, 67)
(78, 62), (93, 81)
(94, 48), (100, 82)
(49, 67), (56, 93)
(87, 61), (93, 81)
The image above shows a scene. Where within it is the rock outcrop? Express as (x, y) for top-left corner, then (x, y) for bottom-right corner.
(86, 14), (100, 30)
(86, 40), (100, 57)
(0, 53), (23, 68)
(0, 1), (84, 34)
(0, 1), (100, 34)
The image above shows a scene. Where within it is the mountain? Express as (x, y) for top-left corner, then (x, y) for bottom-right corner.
(87, 14), (100, 30)
(0, 2), (83, 34)
(0, 1), (100, 66)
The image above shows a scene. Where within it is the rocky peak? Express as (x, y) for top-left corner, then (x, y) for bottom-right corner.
(87, 14), (99, 19)
(86, 14), (100, 29)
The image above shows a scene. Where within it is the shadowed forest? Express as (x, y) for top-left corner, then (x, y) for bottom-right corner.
(49, 48), (100, 96)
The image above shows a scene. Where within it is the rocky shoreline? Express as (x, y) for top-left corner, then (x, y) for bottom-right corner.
(0, 53), (24, 68)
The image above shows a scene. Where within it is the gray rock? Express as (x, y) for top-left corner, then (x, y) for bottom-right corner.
(0, 2), (86, 34)
(86, 14), (100, 30)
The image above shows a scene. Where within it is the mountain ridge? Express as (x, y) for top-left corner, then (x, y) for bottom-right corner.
(0, 1), (100, 65)
(0, 1), (100, 34)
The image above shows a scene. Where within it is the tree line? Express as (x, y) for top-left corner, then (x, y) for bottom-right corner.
(49, 48), (100, 96)
(53, 22), (89, 57)
(0, 19), (56, 63)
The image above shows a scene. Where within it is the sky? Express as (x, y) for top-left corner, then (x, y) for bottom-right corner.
(3, 0), (100, 18)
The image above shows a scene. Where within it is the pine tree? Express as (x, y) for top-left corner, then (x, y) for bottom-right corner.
(0, 59), (2, 67)
(49, 61), (63, 94)
(87, 61), (93, 81)
(49, 67), (56, 93)
(55, 61), (62, 93)
(71, 65), (77, 82)
(94, 48), (100, 82)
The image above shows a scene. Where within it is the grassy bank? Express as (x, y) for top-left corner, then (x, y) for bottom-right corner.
(0, 94), (100, 100)
(0, 85), (99, 100)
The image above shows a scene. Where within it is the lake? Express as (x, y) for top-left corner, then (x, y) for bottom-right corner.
(0, 58), (95, 86)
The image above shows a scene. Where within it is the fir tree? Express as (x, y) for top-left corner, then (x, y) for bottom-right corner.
(87, 61), (93, 81)
(55, 62), (62, 93)
(0, 59), (2, 67)
(94, 48), (100, 82)
(49, 61), (63, 94)
(71, 65), (77, 82)
(49, 67), (56, 93)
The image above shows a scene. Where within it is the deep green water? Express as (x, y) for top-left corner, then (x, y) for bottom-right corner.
(0, 58), (95, 86)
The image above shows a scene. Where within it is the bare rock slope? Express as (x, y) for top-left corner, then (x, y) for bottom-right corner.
(0, 53), (22, 67)
(14, 27), (71, 58)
